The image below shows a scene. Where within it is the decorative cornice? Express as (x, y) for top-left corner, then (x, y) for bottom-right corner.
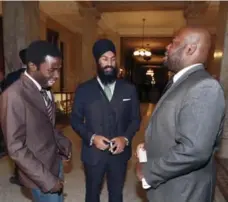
(117, 27), (175, 37)
(184, 1), (209, 19)
(78, 7), (101, 20)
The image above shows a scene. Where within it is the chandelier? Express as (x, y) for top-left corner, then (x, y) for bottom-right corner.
(133, 18), (152, 59)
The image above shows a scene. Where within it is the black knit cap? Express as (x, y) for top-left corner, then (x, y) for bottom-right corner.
(92, 39), (116, 63)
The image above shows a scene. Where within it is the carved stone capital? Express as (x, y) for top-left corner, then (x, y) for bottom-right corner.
(78, 7), (101, 21)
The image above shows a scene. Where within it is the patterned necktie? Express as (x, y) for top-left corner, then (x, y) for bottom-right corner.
(104, 85), (112, 101)
(40, 89), (53, 121)
(161, 77), (174, 96)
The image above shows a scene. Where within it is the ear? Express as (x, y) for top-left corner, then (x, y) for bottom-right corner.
(186, 44), (197, 55)
(27, 62), (37, 72)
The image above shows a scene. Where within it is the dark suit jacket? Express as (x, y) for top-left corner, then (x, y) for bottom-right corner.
(71, 78), (141, 165)
(2, 68), (25, 91)
(0, 75), (72, 192)
(143, 65), (225, 202)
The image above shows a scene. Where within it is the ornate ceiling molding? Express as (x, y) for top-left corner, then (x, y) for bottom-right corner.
(78, 4), (101, 21)
(93, 2), (186, 13)
(184, 1), (210, 19)
(117, 27), (176, 37)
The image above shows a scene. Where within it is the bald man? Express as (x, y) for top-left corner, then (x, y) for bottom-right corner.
(135, 27), (225, 202)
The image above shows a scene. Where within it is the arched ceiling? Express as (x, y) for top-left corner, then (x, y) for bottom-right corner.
(38, 1), (219, 66)
(93, 1), (188, 12)
(100, 10), (186, 36)
(39, 1), (219, 37)
(0, 1), (220, 67)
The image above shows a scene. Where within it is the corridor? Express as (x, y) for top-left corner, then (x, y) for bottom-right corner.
(0, 104), (227, 202)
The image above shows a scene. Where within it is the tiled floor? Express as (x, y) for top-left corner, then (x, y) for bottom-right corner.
(0, 104), (227, 202)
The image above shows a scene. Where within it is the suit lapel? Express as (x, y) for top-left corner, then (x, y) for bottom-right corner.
(50, 92), (56, 125)
(151, 65), (204, 118)
(21, 75), (52, 122)
(95, 78), (122, 104)
(110, 80), (122, 105)
(95, 78), (122, 124)
(94, 78), (109, 102)
(110, 80), (123, 126)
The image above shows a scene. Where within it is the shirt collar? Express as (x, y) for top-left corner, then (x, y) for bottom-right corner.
(173, 63), (202, 83)
(96, 76), (116, 88)
(24, 71), (42, 91)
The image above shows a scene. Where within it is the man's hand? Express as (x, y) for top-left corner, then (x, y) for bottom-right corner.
(93, 135), (110, 151)
(135, 143), (145, 158)
(63, 153), (72, 173)
(64, 152), (71, 162)
(135, 162), (143, 181)
(50, 179), (64, 193)
(110, 136), (127, 154)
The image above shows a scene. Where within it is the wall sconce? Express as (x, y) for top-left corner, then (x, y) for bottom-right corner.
(214, 51), (223, 59)
(146, 69), (156, 85)
(118, 68), (124, 78)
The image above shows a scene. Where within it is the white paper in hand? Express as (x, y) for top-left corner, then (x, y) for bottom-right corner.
(138, 148), (147, 163)
(142, 178), (151, 189)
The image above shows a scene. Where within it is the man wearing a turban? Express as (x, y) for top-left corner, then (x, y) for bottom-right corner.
(71, 39), (141, 202)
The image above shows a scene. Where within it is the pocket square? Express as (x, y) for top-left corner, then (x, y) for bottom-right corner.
(123, 98), (131, 101)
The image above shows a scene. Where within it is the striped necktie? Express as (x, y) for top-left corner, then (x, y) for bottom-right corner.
(40, 89), (53, 122)
(104, 85), (112, 101)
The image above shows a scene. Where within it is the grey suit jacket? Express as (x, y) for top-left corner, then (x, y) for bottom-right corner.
(143, 65), (225, 202)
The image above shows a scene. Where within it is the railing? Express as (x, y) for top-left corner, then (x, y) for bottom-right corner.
(53, 92), (74, 115)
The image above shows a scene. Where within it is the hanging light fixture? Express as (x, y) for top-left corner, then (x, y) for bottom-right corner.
(133, 18), (152, 59)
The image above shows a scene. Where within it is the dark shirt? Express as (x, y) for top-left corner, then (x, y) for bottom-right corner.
(1, 68), (25, 91)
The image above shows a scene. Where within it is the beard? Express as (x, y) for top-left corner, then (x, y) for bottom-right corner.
(97, 65), (118, 85)
(32, 72), (55, 89)
(163, 47), (185, 73)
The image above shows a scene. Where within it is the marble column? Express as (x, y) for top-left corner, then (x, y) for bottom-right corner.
(79, 8), (99, 83)
(2, 1), (40, 75)
(211, 2), (228, 158)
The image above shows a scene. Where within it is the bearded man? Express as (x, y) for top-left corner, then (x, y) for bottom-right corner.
(135, 27), (225, 202)
(71, 39), (141, 202)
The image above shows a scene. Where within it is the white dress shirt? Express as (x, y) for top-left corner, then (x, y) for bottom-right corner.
(24, 71), (52, 106)
(141, 63), (202, 189)
(173, 63), (202, 83)
(97, 76), (116, 95)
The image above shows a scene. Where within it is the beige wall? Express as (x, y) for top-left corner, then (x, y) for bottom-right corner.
(206, 35), (218, 78)
(40, 15), (82, 92)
